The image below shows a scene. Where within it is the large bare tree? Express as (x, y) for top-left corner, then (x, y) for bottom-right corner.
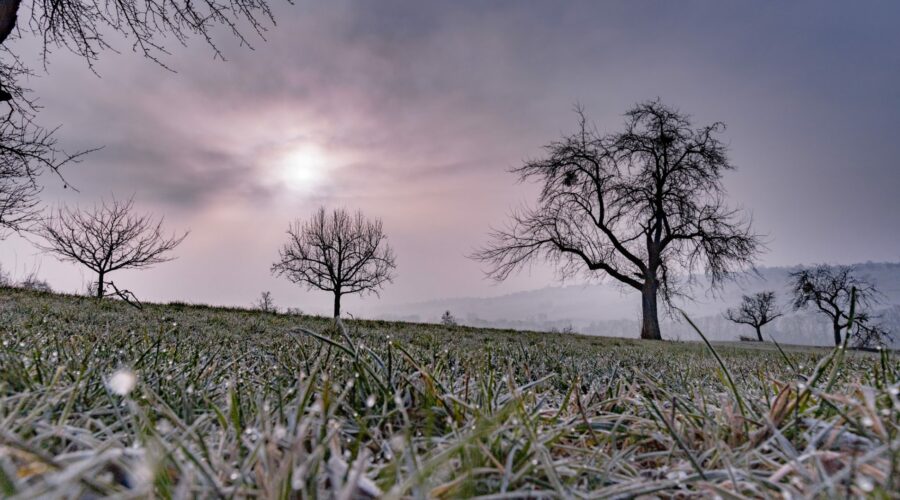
(38, 196), (187, 297)
(272, 207), (396, 318)
(790, 264), (892, 348)
(725, 291), (783, 342)
(0, 0), (278, 234)
(474, 100), (761, 340)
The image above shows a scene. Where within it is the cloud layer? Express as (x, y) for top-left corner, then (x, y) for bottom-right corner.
(2, 0), (899, 313)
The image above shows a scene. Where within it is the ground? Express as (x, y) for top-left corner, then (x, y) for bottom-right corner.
(0, 288), (897, 498)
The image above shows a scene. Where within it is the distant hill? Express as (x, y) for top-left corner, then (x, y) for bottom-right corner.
(371, 262), (900, 347)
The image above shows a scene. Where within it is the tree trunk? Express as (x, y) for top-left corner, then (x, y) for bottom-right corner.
(333, 292), (341, 318)
(0, 0), (20, 102)
(755, 326), (763, 342)
(639, 279), (662, 340)
(0, 0), (20, 46)
(832, 321), (842, 346)
(97, 272), (105, 298)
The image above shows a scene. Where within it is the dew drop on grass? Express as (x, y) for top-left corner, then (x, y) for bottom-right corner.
(244, 427), (260, 441)
(365, 395), (376, 408)
(155, 418), (173, 434)
(107, 368), (137, 396)
(856, 476), (875, 492)
(291, 466), (306, 490)
(389, 435), (405, 451)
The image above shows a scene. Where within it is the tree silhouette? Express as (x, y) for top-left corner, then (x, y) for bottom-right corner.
(790, 264), (891, 347)
(441, 310), (457, 326)
(725, 291), (783, 342)
(255, 291), (277, 313)
(0, 110), (92, 237)
(272, 207), (396, 318)
(474, 100), (761, 340)
(0, 0), (276, 97)
(38, 197), (187, 298)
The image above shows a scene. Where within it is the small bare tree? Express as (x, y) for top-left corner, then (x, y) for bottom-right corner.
(38, 197), (187, 298)
(790, 264), (891, 347)
(474, 100), (761, 340)
(255, 291), (277, 313)
(724, 291), (783, 342)
(441, 310), (457, 326)
(272, 207), (396, 318)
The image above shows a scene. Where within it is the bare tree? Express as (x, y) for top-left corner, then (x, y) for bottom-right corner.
(0, 0), (279, 234)
(441, 310), (457, 326)
(849, 321), (892, 350)
(790, 264), (891, 347)
(0, 108), (92, 237)
(0, 0), (276, 102)
(724, 291), (783, 342)
(38, 196), (187, 298)
(474, 100), (761, 340)
(0, 0), (276, 63)
(272, 207), (396, 318)
(255, 291), (277, 313)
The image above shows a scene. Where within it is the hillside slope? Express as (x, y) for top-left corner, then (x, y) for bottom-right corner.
(372, 262), (900, 346)
(0, 287), (895, 497)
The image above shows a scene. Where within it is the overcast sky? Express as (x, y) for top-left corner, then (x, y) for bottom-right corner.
(2, 1), (899, 315)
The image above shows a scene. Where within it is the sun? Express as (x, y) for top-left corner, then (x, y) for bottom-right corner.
(275, 144), (330, 191)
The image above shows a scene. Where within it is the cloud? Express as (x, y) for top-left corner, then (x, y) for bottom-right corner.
(4, 0), (899, 308)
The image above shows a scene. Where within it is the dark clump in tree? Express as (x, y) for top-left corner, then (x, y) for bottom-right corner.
(38, 197), (187, 298)
(272, 207), (396, 318)
(790, 264), (892, 348)
(725, 291), (783, 342)
(474, 100), (761, 340)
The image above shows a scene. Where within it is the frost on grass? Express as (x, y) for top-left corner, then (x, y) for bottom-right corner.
(0, 287), (897, 498)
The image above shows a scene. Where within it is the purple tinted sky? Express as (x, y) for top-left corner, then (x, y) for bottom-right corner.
(2, 1), (899, 315)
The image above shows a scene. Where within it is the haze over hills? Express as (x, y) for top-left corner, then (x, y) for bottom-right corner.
(368, 262), (900, 347)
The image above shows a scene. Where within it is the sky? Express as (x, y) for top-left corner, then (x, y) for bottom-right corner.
(2, 0), (899, 316)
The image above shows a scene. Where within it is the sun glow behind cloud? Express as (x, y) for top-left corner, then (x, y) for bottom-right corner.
(273, 143), (332, 193)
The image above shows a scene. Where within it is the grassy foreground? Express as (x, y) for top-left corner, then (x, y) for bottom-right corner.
(0, 288), (897, 498)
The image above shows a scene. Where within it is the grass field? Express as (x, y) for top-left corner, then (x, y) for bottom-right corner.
(0, 288), (897, 498)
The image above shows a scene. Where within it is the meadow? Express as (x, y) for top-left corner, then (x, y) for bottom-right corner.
(0, 287), (897, 498)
